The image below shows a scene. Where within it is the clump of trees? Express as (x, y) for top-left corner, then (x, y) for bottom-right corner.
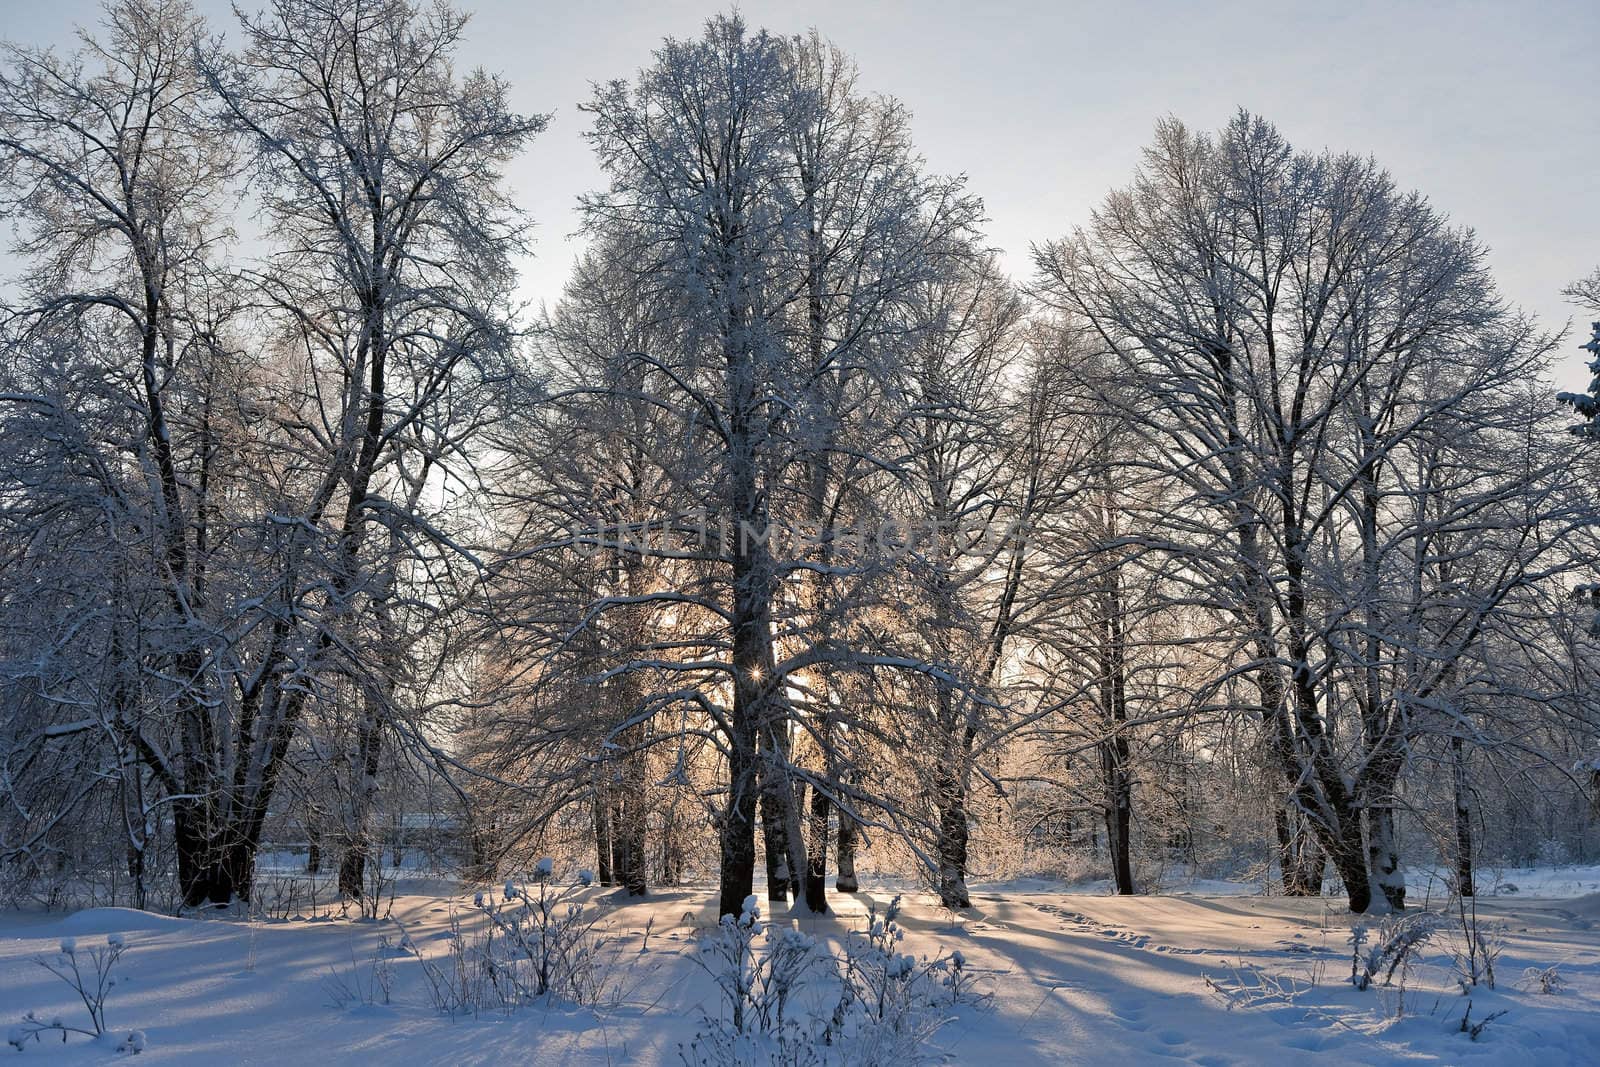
(0, 0), (541, 911)
(2, 2), (1596, 918)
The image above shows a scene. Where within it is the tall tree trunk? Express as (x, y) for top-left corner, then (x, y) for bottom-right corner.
(835, 791), (859, 893)
(610, 792), (627, 888)
(760, 762), (791, 903)
(593, 774), (614, 887)
(1451, 735), (1475, 896)
(717, 270), (775, 919)
(1365, 772), (1407, 911)
(718, 716), (759, 921)
(804, 775), (831, 911)
(1356, 410), (1404, 912)
(1212, 338), (1370, 913)
(175, 801), (233, 908)
(1098, 547), (1135, 896)
(659, 803), (684, 887)
(934, 763), (972, 909)
(719, 537), (766, 919)
(1286, 618), (1373, 909)
(757, 717), (810, 906)
(615, 754), (648, 896)
(337, 701), (383, 906)
(1102, 740), (1135, 896)
(1256, 658), (1372, 911)
(603, 549), (651, 899)
(1329, 815), (1372, 913)
(1274, 806), (1303, 895)
(127, 845), (146, 912)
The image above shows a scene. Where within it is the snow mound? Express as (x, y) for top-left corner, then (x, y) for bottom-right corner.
(1563, 892), (1600, 921)
(54, 908), (195, 935)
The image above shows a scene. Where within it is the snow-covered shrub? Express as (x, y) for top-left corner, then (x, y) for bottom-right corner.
(932, 948), (980, 1005)
(412, 863), (612, 1017)
(1448, 896), (1504, 990)
(681, 895), (825, 1049)
(1521, 964), (1563, 994)
(8, 935), (132, 1048)
(483, 865), (609, 1001)
(682, 894), (983, 1067)
(680, 895), (828, 1066)
(1348, 912), (1438, 992)
(822, 894), (970, 1062)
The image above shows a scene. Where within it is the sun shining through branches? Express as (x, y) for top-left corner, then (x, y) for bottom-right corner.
(1, 2), (1598, 1063)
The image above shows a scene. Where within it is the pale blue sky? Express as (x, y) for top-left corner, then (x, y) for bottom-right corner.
(5, 0), (1597, 386)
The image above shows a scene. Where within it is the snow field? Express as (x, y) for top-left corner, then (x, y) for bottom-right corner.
(3, 876), (1599, 1063)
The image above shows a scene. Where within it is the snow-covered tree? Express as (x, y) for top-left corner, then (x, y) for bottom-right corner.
(1033, 112), (1589, 911)
(0, 0), (542, 910)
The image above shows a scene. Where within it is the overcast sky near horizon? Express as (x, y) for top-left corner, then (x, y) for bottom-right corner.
(6, 0), (1598, 387)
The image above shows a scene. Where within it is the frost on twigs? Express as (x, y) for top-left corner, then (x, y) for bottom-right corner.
(1349, 912), (1438, 993)
(321, 933), (396, 1009)
(1203, 958), (1322, 1010)
(8, 935), (143, 1052)
(410, 864), (617, 1017)
(680, 894), (987, 1066)
(1521, 965), (1563, 995)
(1447, 895), (1504, 992)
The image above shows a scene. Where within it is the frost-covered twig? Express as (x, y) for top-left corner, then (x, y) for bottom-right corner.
(8, 934), (142, 1052)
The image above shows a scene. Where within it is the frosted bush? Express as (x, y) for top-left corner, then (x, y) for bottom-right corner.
(1448, 894), (1505, 991)
(9, 934), (134, 1049)
(680, 896), (827, 1066)
(1522, 964), (1563, 995)
(411, 865), (614, 1017)
(682, 894), (985, 1067)
(1349, 912), (1438, 992)
(1204, 958), (1322, 1010)
(821, 895), (972, 1063)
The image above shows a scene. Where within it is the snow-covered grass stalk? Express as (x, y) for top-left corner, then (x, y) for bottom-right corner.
(1458, 999), (1508, 1040)
(7, 934), (143, 1052)
(245, 897), (264, 974)
(410, 911), (485, 1018)
(322, 931), (396, 1009)
(253, 868), (332, 922)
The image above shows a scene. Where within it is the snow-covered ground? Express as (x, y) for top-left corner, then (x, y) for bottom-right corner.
(4, 871), (1599, 1064)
